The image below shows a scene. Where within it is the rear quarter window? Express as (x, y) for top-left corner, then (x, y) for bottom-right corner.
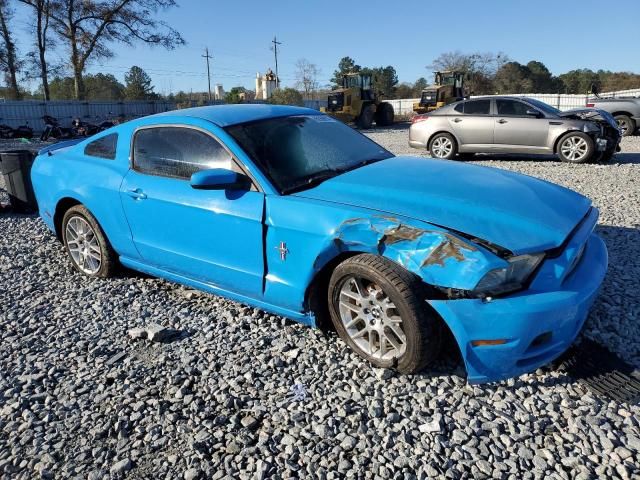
(463, 100), (491, 115)
(84, 133), (118, 160)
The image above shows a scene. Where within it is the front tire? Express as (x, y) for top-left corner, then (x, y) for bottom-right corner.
(357, 104), (375, 129)
(557, 132), (594, 164)
(328, 254), (442, 373)
(62, 205), (118, 278)
(429, 133), (458, 160)
(615, 114), (635, 137)
(375, 103), (394, 126)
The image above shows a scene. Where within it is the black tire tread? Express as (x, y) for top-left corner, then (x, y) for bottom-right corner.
(62, 205), (118, 278)
(615, 114), (635, 137)
(428, 132), (458, 160)
(328, 254), (441, 373)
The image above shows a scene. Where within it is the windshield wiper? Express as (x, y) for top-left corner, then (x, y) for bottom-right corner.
(282, 168), (344, 194)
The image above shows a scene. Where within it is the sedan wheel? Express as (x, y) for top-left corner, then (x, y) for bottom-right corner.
(62, 205), (118, 278)
(328, 254), (442, 373)
(429, 133), (457, 160)
(558, 132), (594, 164)
(338, 276), (407, 361)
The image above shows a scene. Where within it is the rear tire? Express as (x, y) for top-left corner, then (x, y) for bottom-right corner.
(428, 133), (458, 160)
(62, 205), (118, 278)
(557, 132), (594, 164)
(357, 104), (375, 129)
(614, 114), (635, 137)
(328, 254), (442, 373)
(375, 103), (394, 126)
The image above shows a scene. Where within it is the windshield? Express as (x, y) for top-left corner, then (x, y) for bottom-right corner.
(225, 115), (393, 194)
(525, 98), (561, 116)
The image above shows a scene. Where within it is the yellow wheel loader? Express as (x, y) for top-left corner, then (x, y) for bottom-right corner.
(413, 71), (466, 114)
(321, 73), (394, 128)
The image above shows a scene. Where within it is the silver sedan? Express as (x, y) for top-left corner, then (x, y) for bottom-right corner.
(409, 96), (621, 163)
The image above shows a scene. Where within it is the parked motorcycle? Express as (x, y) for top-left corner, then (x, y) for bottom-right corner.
(71, 116), (115, 137)
(0, 119), (34, 139)
(40, 115), (73, 141)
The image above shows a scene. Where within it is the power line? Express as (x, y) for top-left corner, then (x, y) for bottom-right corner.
(202, 47), (213, 101)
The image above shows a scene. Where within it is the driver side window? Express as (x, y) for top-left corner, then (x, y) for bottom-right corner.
(133, 127), (233, 180)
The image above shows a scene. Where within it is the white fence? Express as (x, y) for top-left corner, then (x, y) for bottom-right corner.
(1, 88), (638, 131)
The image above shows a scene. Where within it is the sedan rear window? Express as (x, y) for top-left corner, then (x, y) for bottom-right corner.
(497, 100), (533, 116)
(84, 133), (117, 160)
(463, 100), (491, 115)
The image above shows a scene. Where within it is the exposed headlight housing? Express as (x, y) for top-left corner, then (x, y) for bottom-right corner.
(473, 253), (545, 297)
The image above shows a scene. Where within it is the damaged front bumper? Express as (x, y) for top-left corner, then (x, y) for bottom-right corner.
(429, 215), (608, 384)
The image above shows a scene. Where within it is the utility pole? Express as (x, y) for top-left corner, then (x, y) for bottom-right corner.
(271, 36), (282, 89)
(202, 47), (213, 102)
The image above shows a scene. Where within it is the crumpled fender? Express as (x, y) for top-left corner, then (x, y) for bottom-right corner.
(314, 216), (507, 291)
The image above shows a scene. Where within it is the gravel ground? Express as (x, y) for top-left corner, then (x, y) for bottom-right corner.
(1, 133), (639, 479)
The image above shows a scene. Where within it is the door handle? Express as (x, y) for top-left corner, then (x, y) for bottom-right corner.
(497, 119), (508, 124)
(453, 118), (463, 123)
(126, 188), (147, 200)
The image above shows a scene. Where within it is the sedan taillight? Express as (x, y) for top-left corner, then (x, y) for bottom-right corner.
(412, 115), (429, 124)
(586, 103), (595, 107)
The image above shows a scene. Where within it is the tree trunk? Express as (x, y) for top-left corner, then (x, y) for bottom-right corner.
(73, 64), (84, 100)
(37, 0), (50, 100)
(0, 5), (20, 100)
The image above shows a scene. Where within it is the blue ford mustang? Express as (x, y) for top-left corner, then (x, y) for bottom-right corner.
(31, 105), (608, 383)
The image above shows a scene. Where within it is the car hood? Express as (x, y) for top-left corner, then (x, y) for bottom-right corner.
(559, 108), (618, 129)
(293, 157), (592, 254)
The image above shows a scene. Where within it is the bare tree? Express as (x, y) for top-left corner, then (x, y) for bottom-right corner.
(295, 58), (320, 100)
(49, 0), (185, 99)
(428, 51), (509, 94)
(0, 0), (21, 99)
(19, 0), (56, 100)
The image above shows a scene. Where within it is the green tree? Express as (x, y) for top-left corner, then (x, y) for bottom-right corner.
(268, 87), (303, 106)
(557, 69), (600, 94)
(494, 62), (534, 93)
(85, 73), (124, 100)
(331, 56), (360, 87)
(526, 60), (563, 93)
(225, 86), (246, 104)
(124, 66), (155, 100)
(394, 82), (413, 99)
(48, 75), (75, 99)
(371, 65), (398, 98)
(412, 77), (428, 96)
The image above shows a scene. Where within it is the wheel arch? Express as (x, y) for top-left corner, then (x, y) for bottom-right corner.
(303, 215), (507, 328)
(53, 196), (83, 241)
(427, 130), (459, 151)
(611, 110), (634, 119)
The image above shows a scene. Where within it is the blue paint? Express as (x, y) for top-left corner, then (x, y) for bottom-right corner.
(30, 105), (608, 383)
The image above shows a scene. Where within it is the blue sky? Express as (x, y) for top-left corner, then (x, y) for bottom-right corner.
(13, 0), (640, 95)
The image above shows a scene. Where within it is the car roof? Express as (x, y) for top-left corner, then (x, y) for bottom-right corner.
(149, 104), (320, 127)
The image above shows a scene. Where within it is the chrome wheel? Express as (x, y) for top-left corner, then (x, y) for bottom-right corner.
(65, 216), (102, 275)
(560, 136), (589, 162)
(430, 136), (453, 158)
(617, 118), (630, 135)
(338, 276), (407, 360)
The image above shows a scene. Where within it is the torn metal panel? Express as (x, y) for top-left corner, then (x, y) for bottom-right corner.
(332, 216), (504, 291)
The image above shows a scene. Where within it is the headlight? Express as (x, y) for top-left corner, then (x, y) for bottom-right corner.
(473, 253), (545, 296)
